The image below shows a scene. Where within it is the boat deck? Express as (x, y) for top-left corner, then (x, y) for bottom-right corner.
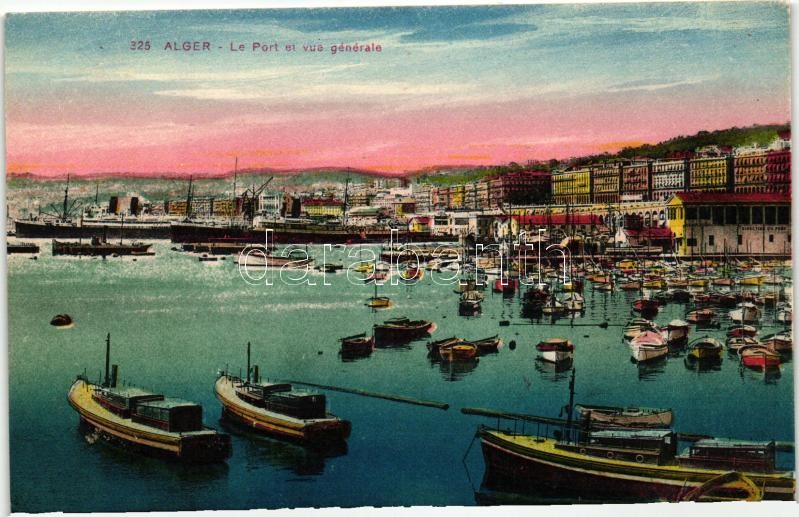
(68, 379), (219, 453)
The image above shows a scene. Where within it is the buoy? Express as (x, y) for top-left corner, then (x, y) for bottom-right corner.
(509, 340), (517, 350)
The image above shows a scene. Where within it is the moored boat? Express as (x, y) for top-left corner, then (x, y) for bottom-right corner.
(536, 338), (574, 363)
(374, 317), (435, 344)
(68, 334), (231, 463)
(687, 336), (724, 360)
(739, 345), (782, 369)
(661, 320), (690, 347)
(629, 331), (668, 362)
(577, 404), (674, 428)
(339, 333), (375, 358)
(729, 302), (761, 324)
(725, 336), (759, 355)
(439, 342), (478, 362)
(216, 343), (351, 446)
(760, 332), (792, 353)
(687, 308), (716, 324)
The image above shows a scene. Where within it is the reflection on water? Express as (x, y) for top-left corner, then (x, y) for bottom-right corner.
(76, 422), (230, 482)
(634, 355), (668, 381)
(434, 358), (479, 381)
(683, 355), (723, 373)
(740, 364), (783, 384)
(220, 419), (345, 476)
(534, 358), (573, 382)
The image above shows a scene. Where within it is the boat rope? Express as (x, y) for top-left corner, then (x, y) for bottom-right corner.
(461, 430), (480, 493)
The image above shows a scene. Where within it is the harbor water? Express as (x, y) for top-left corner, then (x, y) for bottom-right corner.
(7, 241), (795, 512)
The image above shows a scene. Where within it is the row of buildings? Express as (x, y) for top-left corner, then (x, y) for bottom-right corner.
(413, 136), (791, 211)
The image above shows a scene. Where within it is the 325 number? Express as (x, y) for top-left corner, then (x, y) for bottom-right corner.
(130, 40), (151, 51)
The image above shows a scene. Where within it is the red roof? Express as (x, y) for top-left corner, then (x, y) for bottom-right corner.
(624, 227), (674, 239)
(674, 192), (790, 204)
(513, 214), (602, 225)
(411, 216), (431, 224)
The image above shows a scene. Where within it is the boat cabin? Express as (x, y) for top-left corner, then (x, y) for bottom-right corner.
(677, 439), (777, 473)
(236, 382), (327, 420)
(92, 386), (164, 418)
(132, 398), (205, 432)
(559, 429), (677, 465)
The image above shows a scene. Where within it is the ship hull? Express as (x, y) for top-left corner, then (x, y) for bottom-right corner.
(214, 376), (351, 447)
(68, 379), (231, 463)
(479, 430), (794, 501)
(15, 220), (171, 239)
(170, 222), (456, 245)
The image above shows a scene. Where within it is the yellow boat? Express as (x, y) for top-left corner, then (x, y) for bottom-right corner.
(366, 296), (391, 308)
(479, 428), (794, 501)
(354, 263), (374, 273)
(688, 277), (709, 288)
(642, 279), (666, 289)
(739, 275), (765, 286)
(68, 378), (231, 462)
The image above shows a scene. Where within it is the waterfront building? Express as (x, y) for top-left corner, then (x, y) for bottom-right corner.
(766, 149), (791, 193)
(732, 150), (767, 193)
(553, 168), (591, 205)
(621, 161), (650, 202)
(688, 156), (730, 192)
(651, 159), (688, 201)
(449, 185), (465, 209)
(590, 163), (621, 204)
(301, 198), (345, 218)
(346, 205), (385, 226)
(487, 170), (552, 207)
(348, 189), (376, 207)
(666, 192), (791, 257)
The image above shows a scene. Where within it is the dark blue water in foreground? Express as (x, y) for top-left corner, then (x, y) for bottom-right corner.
(7, 241), (794, 512)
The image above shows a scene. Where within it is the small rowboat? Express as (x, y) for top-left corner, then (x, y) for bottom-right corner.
(623, 318), (658, 340)
(365, 296), (391, 308)
(629, 331), (668, 362)
(687, 337), (723, 360)
(536, 338), (574, 363)
(760, 332), (792, 353)
(339, 333), (375, 357)
(687, 308), (716, 324)
(739, 345), (782, 369)
(729, 302), (761, 324)
(666, 278), (688, 289)
(661, 320), (690, 346)
(642, 278), (666, 289)
(711, 277), (735, 287)
(427, 336), (463, 358)
(439, 342), (478, 362)
(400, 267), (424, 281)
(374, 317), (435, 344)
(727, 325), (758, 338)
(738, 274), (765, 286)
(577, 404), (673, 428)
(471, 335), (503, 354)
(725, 337), (759, 355)
(50, 313), (74, 328)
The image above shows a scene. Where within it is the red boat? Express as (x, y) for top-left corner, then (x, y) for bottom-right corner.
(493, 278), (519, 293)
(740, 345), (782, 369)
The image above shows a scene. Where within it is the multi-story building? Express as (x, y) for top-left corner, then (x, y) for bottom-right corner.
(621, 161), (650, 201)
(590, 163), (621, 204)
(301, 198), (345, 218)
(348, 189), (376, 207)
(733, 150), (767, 193)
(766, 149), (791, 193)
(666, 192), (791, 256)
(486, 170), (552, 207)
(449, 184), (465, 209)
(688, 156), (730, 192)
(552, 168), (591, 205)
(651, 159), (688, 201)
(412, 183), (432, 213)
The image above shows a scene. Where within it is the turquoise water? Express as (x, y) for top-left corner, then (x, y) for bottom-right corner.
(7, 241), (795, 512)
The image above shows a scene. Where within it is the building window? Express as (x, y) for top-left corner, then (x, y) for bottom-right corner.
(687, 238), (697, 247)
(769, 234), (774, 243)
(752, 206), (763, 225)
(699, 206), (711, 220)
(738, 206), (750, 225)
(708, 235), (714, 246)
(737, 235), (743, 245)
(712, 207), (724, 225)
(686, 207), (697, 220)
(778, 206), (790, 225)
(725, 206), (737, 225)
(765, 206), (776, 225)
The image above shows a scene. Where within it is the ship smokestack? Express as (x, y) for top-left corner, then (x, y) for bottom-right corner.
(246, 342), (251, 383)
(103, 333), (111, 387)
(110, 364), (118, 388)
(252, 365), (259, 384)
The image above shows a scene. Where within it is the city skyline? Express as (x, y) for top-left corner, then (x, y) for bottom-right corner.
(5, 3), (791, 177)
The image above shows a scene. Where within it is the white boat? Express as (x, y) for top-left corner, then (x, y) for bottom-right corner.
(729, 302), (761, 324)
(623, 319), (658, 340)
(776, 303), (792, 324)
(629, 331), (668, 362)
(563, 293), (585, 312)
(536, 338), (574, 363)
(542, 297), (566, 315)
(661, 320), (690, 346)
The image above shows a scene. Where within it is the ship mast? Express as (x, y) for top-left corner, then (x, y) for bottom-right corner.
(62, 174), (71, 221)
(343, 175), (350, 226)
(185, 175), (194, 221)
(232, 157), (238, 223)
(565, 367), (576, 443)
